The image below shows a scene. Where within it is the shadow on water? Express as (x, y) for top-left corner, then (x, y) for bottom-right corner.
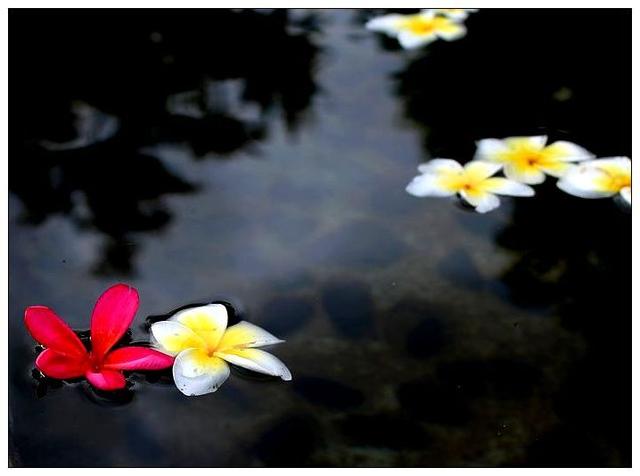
(10, 9), (321, 275)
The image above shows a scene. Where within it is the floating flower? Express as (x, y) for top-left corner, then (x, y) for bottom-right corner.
(24, 284), (174, 391)
(406, 159), (535, 213)
(151, 304), (291, 396)
(429, 8), (478, 20)
(557, 157), (631, 205)
(366, 10), (467, 49)
(474, 135), (594, 184)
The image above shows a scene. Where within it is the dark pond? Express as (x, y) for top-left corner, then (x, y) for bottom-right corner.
(9, 8), (630, 467)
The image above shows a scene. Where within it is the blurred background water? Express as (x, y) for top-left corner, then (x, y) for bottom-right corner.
(9, 8), (630, 467)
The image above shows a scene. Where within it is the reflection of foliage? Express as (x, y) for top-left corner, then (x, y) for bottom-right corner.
(10, 9), (320, 275)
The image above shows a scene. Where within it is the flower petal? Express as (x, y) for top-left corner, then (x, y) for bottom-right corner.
(417, 158), (463, 174)
(503, 163), (547, 185)
(464, 161), (502, 180)
(482, 178), (535, 197)
(173, 349), (230, 396)
(544, 141), (595, 162)
(365, 14), (404, 36)
(24, 306), (87, 358)
(406, 175), (456, 197)
(620, 186), (631, 205)
(170, 304), (228, 350)
(35, 349), (87, 379)
(217, 348), (292, 381)
(460, 190), (501, 214)
(473, 138), (510, 162)
(90, 284), (139, 360)
(397, 30), (438, 49)
(151, 320), (206, 356)
(557, 165), (617, 199)
(217, 321), (284, 352)
(85, 369), (126, 391)
(588, 156), (632, 173)
(102, 346), (175, 371)
(504, 135), (548, 150)
(436, 22), (466, 41)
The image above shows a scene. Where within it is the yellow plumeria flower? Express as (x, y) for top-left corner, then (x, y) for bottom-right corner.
(428, 8), (478, 21)
(366, 10), (467, 49)
(557, 157), (631, 205)
(151, 304), (291, 396)
(406, 159), (535, 213)
(474, 135), (594, 185)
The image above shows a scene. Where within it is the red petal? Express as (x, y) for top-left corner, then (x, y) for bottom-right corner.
(85, 369), (126, 391)
(90, 284), (139, 360)
(103, 346), (174, 371)
(24, 306), (87, 358)
(36, 349), (88, 379)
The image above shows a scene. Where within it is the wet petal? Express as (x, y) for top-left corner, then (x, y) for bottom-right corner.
(620, 186), (631, 205)
(85, 369), (126, 391)
(482, 178), (535, 197)
(173, 349), (230, 396)
(397, 30), (438, 49)
(217, 348), (292, 381)
(474, 138), (510, 162)
(460, 190), (501, 213)
(102, 346), (175, 371)
(464, 161), (502, 180)
(170, 304), (228, 350)
(417, 158), (463, 174)
(544, 141), (594, 162)
(406, 174), (456, 197)
(24, 306), (87, 358)
(90, 284), (139, 360)
(503, 162), (546, 185)
(218, 321), (284, 352)
(35, 349), (87, 379)
(151, 320), (206, 356)
(557, 165), (617, 198)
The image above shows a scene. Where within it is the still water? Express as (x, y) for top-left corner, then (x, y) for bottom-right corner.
(9, 9), (630, 467)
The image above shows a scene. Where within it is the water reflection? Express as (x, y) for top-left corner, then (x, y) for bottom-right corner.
(10, 9), (320, 275)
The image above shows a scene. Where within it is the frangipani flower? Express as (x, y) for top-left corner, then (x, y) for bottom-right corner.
(429, 8), (478, 20)
(557, 157), (631, 205)
(406, 159), (535, 213)
(24, 284), (174, 391)
(474, 135), (594, 184)
(151, 304), (291, 396)
(366, 10), (466, 49)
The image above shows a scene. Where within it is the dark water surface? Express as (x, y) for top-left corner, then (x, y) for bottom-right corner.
(9, 9), (630, 467)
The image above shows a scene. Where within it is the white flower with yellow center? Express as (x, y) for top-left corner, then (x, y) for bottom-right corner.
(366, 10), (467, 49)
(474, 135), (594, 185)
(406, 159), (535, 213)
(151, 304), (291, 396)
(557, 157), (631, 205)
(428, 8), (478, 20)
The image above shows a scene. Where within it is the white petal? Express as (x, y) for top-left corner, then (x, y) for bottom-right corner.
(437, 23), (467, 41)
(504, 135), (548, 150)
(473, 138), (509, 162)
(172, 349), (230, 396)
(464, 160), (503, 179)
(503, 163), (546, 185)
(460, 191), (501, 213)
(170, 304), (228, 349)
(365, 14), (405, 36)
(557, 165), (617, 199)
(217, 348), (292, 381)
(483, 178), (535, 197)
(620, 187), (631, 205)
(417, 158), (463, 174)
(545, 140), (595, 162)
(217, 321), (284, 351)
(397, 30), (438, 49)
(587, 156), (631, 172)
(406, 174), (455, 197)
(150, 320), (206, 356)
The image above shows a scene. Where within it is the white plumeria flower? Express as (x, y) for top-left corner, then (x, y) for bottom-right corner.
(406, 159), (535, 213)
(557, 157), (631, 205)
(151, 304), (291, 396)
(426, 8), (478, 21)
(474, 135), (594, 185)
(366, 10), (467, 49)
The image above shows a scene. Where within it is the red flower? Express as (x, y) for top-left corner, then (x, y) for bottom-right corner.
(24, 283), (174, 391)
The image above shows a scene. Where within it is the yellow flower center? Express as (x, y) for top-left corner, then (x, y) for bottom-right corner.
(595, 165), (631, 192)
